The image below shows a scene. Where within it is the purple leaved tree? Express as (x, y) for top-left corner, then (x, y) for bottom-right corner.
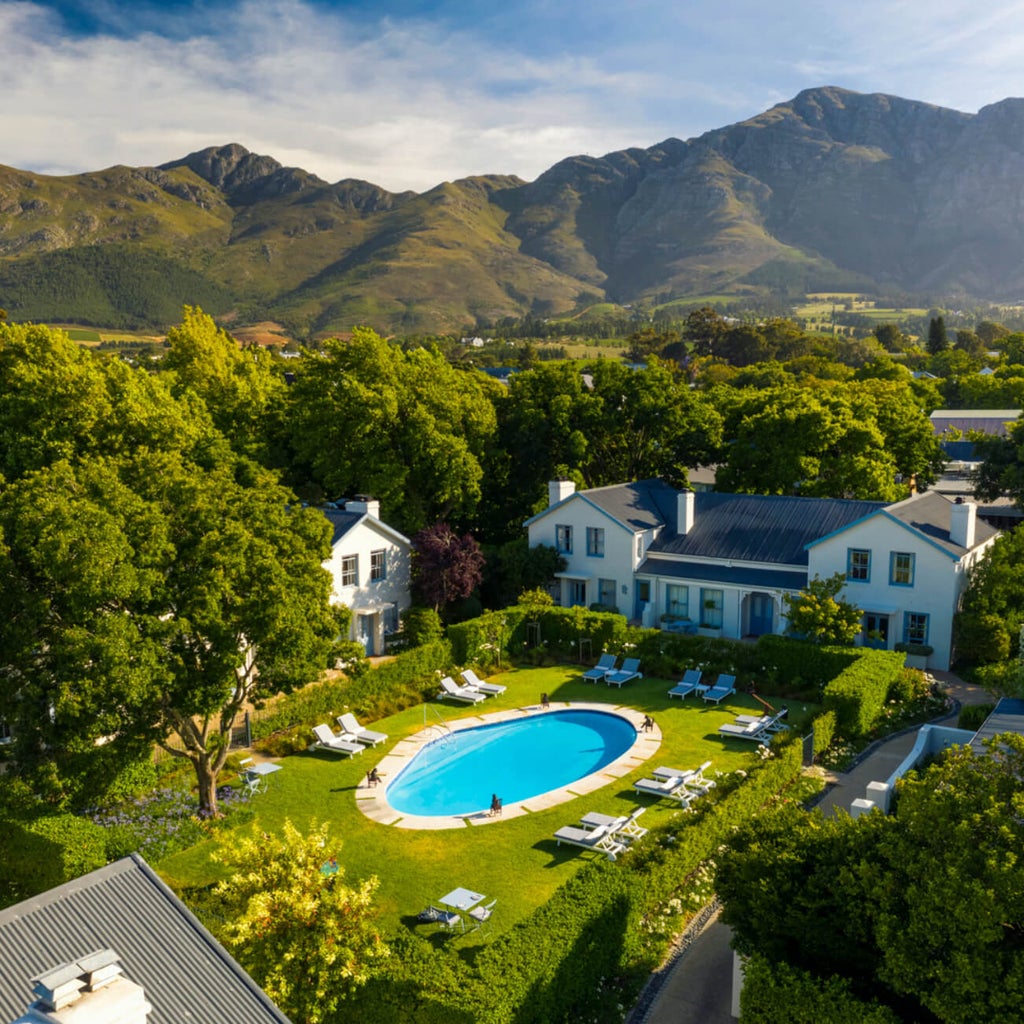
(411, 523), (485, 612)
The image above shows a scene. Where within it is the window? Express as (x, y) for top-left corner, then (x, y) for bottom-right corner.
(598, 578), (617, 609)
(666, 584), (690, 619)
(586, 527), (605, 557)
(555, 524), (573, 554)
(569, 579), (587, 606)
(340, 554), (358, 587)
(700, 588), (723, 628)
(890, 551), (915, 586)
(385, 603), (400, 634)
(903, 612), (929, 646)
(370, 549), (386, 582)
(847, 548), (871, 582)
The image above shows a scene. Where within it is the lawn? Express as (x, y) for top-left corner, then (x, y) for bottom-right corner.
(156, 664), (813, 947)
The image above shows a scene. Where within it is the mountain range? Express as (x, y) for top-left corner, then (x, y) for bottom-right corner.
(3, 85), (1024, 337)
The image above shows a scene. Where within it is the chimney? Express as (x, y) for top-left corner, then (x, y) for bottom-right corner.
(344, 495), (380, 519)
(949, 497), (976, 548)
(548, 479), (575, 507)
(677, 489), (695, 536)
(15, 951), (152, 1024)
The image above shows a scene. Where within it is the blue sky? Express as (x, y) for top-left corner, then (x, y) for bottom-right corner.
(4, 0), (1024, 192)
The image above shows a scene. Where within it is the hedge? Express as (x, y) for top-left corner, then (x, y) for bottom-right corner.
(822, 649), (905, 737)
(740, 953), (901, 1023)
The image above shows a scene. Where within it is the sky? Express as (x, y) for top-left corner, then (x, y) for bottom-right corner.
(4, 0), (1024, 193)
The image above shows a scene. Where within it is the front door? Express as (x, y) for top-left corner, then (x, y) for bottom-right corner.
(634, 580), (651, 620)
(748, 593), (774, 636)
(359, 614), (376, 656)
(863, 612), (889, 650)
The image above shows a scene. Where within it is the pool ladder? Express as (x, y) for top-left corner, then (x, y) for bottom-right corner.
(423, 703), (453, 746)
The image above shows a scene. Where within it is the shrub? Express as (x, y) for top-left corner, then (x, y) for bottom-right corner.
(403, 606), (444, 647)
(823, 649), (904, 736)
(958, 702), (996, 732)
(812, 710), (837, 760)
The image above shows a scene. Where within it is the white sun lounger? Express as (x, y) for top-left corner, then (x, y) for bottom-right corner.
(632, 775), (695, 806)
(460, 668), (506, 696)
(553, 823), (629, 861)
(439, 676), (486, 703)
(336, 712), (388, 746)
(311, 723), (364, 757)
(579, 806), (648, 841)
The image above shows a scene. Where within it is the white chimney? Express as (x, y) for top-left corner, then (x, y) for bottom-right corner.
(15, 952), (152, 1024)
(949, 498), (976, 548)
(677, 489), (695, 536)
(345, 495), (380, 519)
(548, 479), (575, 507)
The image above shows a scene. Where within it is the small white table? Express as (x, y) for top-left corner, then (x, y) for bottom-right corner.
(438, 886), (485, 929)
(247, 762), (282, 778)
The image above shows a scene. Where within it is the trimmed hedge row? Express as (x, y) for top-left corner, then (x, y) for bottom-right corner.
(360, 739), (804, 1024)
(740, 953), (901, 1023)
(821, 648), (905, 737)
(252, 641), (452, 741)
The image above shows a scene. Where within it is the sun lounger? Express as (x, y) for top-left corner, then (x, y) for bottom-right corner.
(439, 676), (486, 703)
(553, 823), (629, 861)
(718, 717), (776, 741)
(680, 760), (716, 795)
(460, 668), (506, 696)
(582, 653), (618, 683)
(311, 723), (364, 757)
(632, 775), (695, 806)
(667, 668), (703, 699)
(579, 806), (648, 841)
(702, 674), (736, 704)
(336, 712), (388, 747)
(732, 708), (789, 734)
(605, 657), (642, 687)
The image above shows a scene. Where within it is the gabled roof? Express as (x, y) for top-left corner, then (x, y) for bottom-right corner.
(323, 509), (410, 548)
(525, 479), (677, 532)
(881, 491), (998, 556)
(651, 492), (885, 566)
(0, 855), (291, 1024)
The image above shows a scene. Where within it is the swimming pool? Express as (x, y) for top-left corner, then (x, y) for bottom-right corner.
(385, 709), (637, 817)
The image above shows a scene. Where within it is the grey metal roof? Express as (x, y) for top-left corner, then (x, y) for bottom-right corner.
(0, 856), (292, 1024)
(574, 479), (679, 533)
(929, 410), (1021, 437)
(970, 697), (1024, 756)
(638, 557), (807, 592)
(322, 509), (363, 545)
(883, 491), (998, 555)
(651, 492), (885, 566)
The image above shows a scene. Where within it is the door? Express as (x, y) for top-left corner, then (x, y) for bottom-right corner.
(634, 580), (651, 620)
(748, 593), (774, 636)
(359, 614), (376, 655)
(863, 612), (889, 650)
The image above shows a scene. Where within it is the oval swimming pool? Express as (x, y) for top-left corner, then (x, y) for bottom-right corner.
(386, 709), (637, 817)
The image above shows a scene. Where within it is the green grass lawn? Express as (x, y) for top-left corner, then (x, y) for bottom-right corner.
(156, 664), (814, 947)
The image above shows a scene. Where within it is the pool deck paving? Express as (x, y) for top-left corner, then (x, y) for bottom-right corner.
(632, 671), (992, 1024)
(356, 700), (661, 830)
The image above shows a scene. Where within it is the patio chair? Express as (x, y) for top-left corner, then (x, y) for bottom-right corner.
(701, 674), (736, 704)
(418, 904), (461, 930)
(336, 712), (388, 747)
(468, 898), (497, 932)
(605, 657), (642, 687)
(667, 668), (703, 699)
(439, 676), (486, 704)
(460, 668), (506, 696)
(238, 757), (264, 798)
(553, 823), (628, 861)
(579, 806), (648, 841)
(311, 723), (364, 757)
(582, 653), (618, 683)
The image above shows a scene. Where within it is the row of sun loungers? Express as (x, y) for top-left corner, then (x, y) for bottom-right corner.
(311, 712), (390, 756)
(438, 669), (508, 703)
(582, 654), (643, 687)
(666, 670), (736, 704)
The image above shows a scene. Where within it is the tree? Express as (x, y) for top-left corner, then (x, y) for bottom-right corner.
(683, 306), (728, 357)
(212, 820), (390, 1024)
(411, 522), (485, 613)
(0, 453), (340, 814)
(926, 315), (948, 354)
(783, 573), (862, 645)
(874, 323), (906, 352)
(973, 417), (1024, 512)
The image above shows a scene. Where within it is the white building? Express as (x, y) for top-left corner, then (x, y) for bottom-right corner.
(322, 498), (412, 655)
(525, 480), (999, 670)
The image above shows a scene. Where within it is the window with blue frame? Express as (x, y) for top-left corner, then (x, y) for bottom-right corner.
(890, 551), (915, 586)
(370, 549), (386, 581)
(700, 588), (723, 628)
(847, 548), (871, 582)
(586, 527), (605, 557)
(340, 554), (358, 587)
(555, 524), (573, 554)
(903, 612), (929, 646)
(666, 584), (689, 619)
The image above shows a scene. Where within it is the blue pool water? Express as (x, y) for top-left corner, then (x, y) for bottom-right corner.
(386, 709), (637, 817)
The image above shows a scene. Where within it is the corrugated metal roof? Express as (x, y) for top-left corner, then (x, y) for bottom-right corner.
(638, 558), (807, 591)
(577, 479), (678, 533)
(651, 493), (885, 566)
(970, 697), (1024, 756)
(930, 410), (1021, 437)
(883, 491), (998, 555)
(0, 856), (292, 1024)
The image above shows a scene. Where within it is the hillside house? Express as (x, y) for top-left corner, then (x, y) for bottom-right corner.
(525, 480), (998, 670)
(322, 498), (412, 655)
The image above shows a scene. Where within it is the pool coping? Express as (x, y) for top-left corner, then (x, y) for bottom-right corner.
(355, 700), (662, 830)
